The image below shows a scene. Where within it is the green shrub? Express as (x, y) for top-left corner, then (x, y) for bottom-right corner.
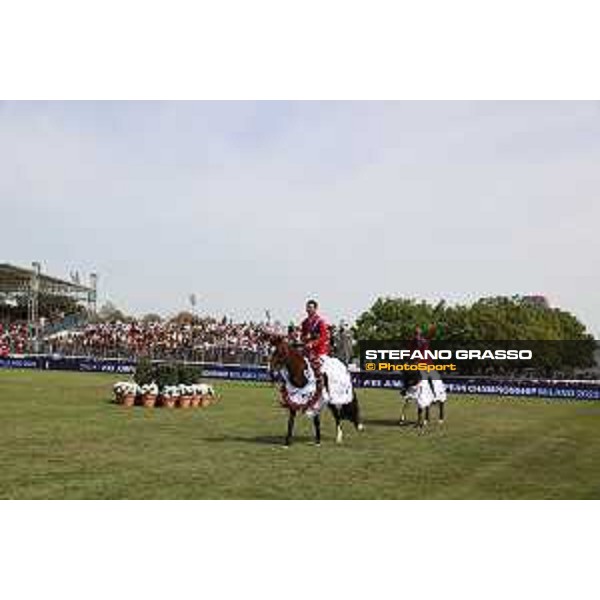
(135, 357), (155, 385)
(178, 364), (202, 385)
(152, 362), (203, 387)
(155, 362), (179, 388)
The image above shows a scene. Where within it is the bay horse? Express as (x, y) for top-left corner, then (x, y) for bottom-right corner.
(267, 335), (363, 446)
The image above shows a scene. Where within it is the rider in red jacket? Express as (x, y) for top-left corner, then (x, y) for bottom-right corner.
(409, 323), (436, 364)
(300, 299), (330, 391)
(301, 300), (330, 355)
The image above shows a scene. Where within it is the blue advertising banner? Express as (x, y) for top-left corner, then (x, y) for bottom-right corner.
(1, 355), (598, 399)
(0, 356), (40, 370)
(352, 373), (600, 400)
(200, 365), (272, 382)
(0, 355), (137, 374)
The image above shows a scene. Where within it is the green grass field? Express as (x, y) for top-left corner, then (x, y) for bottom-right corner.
(0, 369), (598, 499)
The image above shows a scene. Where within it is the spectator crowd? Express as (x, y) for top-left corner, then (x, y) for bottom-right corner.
(0, 322), (29, 357)
(45, 317), (274, 364)
(0, 314), (356, 366)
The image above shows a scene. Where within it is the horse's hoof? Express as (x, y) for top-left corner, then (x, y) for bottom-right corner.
(438, 419), (444, 425)
(357, 423), (365, 432)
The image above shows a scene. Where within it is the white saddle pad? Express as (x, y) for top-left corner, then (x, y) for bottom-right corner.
(405, 377), (447, 409)
(321, 356), (353, 406)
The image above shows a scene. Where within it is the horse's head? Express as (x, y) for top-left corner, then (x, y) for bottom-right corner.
(399, 370), (422, 395)
(264, 333), (307, 389)
(265, 334), (289, 372)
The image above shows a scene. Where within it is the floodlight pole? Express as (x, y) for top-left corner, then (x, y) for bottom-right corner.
(30, 262), (41, 353)
(89, 273), (98, 315)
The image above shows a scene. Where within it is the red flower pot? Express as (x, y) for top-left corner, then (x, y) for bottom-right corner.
(141, 393), (157, 408)
(122, 394), (136, 408)
(178, 395), (192, 409)
(161, 395), (176, 409)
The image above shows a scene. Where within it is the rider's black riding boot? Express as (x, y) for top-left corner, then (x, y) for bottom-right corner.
(315, 374), (323, 396)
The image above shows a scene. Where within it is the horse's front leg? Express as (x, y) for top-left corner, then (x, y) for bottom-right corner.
(285, 410), (296, 446)
(400, 396), (410, 424)
(312, 413), (321, 446)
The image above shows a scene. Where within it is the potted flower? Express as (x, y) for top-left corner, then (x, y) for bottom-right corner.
(155, 362), (179, 408)
(119, 382), (138, 407)
(197, 383), (216, 407)
(140, 382), (159, 408)
(190, 384), (201, 408)
(113, 382), (126, 404)
(177, 364), (201, 408)
(178, 384), (193, 408)
(161, 385), (178, 408)
(135, 357), (157, 407)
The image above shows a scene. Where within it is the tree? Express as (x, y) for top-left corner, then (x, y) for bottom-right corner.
(354, 295), (595, 375)
(141, 313), (163, 324)
(97, 301), (130, 323)
(353, 297), (436, 340)
(170, 311), (197, 324)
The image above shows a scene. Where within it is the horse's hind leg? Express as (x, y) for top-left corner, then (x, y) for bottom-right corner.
(351, 392), (364, 431)
(284, 411), (296, 446)
(438, 401), (445, 424)
(328, 404), (343, 443)
(312, 414), (321, 446)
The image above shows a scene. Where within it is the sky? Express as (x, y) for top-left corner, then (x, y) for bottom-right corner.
(1, 101), (599, 334)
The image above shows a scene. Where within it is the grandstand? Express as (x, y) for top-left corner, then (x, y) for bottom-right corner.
(0, 263), (97, 352)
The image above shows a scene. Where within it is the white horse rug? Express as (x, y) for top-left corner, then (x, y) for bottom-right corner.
(320, 356), (354, 407)
(405, 376), (447, 409)
(279, 356), (353, 417)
